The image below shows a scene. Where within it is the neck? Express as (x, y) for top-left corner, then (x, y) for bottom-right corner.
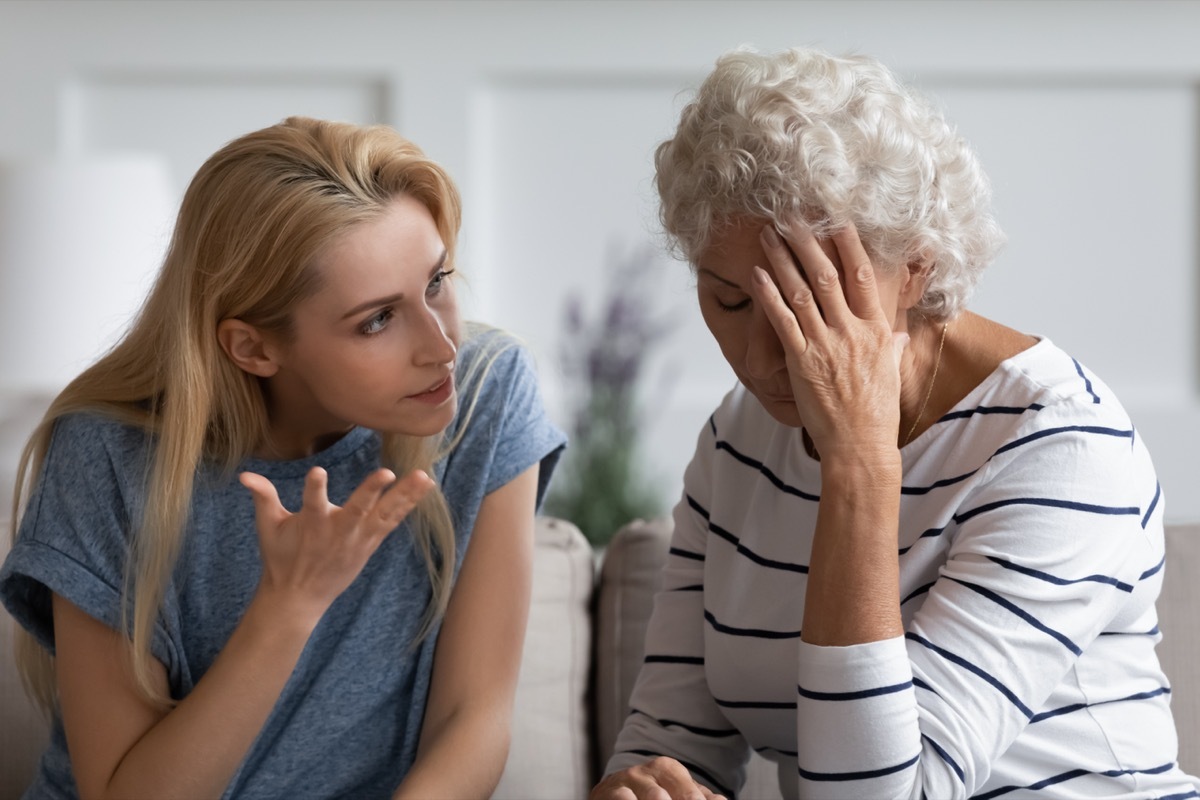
(897, 318), (949, 447)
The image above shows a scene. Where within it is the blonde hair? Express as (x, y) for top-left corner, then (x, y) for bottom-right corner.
(11, 116), (475, 710)
(655, 46), (1006, 319)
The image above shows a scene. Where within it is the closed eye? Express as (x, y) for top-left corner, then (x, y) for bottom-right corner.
(716, 298), (750, 313)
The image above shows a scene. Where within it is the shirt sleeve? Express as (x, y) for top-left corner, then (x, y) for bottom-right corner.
(0, 414), (182, 680)
(793, 397), (1162, 799)
(606, 414), (752, 799)
(440, 327), (567, 518)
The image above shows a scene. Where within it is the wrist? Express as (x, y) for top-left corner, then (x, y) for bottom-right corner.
(244, 587), (326, 641)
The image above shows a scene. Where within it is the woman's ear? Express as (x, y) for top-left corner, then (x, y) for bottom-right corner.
(217, 319), (281, 378)
(898, 261), (932, 310)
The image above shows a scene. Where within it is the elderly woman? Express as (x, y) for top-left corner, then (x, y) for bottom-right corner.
(592, 48), (1199, 800)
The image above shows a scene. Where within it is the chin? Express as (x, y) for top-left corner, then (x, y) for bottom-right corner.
(751, 391), (803, 428)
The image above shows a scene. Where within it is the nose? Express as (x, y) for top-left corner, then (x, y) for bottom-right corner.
(743, 304), (787, 382)
(411, 306), (457, 367)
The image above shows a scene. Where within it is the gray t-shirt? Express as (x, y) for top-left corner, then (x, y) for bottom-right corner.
(0, 329), (566, 799)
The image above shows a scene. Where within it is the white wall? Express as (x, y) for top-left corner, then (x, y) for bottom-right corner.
(1, 0), (1198, 519)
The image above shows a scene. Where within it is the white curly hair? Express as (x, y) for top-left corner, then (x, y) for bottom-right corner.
(654, 46), (1005, 320)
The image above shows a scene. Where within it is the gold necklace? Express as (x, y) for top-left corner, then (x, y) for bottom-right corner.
(902, 322), (948, 447)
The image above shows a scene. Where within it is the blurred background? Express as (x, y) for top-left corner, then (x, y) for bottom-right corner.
(1, 0), (1198, 523)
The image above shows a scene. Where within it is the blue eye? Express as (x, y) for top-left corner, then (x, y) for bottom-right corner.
(427, 269), (455, 296)
(360, 307), (394, 336)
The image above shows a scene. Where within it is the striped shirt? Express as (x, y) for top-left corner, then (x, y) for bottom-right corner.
(607, 338), (1200, 800)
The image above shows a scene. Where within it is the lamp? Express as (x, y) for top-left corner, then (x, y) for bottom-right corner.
(0, 155), (175, 396)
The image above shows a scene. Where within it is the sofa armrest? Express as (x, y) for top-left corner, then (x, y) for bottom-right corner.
(493, 516), (595, 800)
(593, 517), (672, 769)
(1160, 523), (1200, 774)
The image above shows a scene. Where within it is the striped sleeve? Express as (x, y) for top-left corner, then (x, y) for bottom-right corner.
(794, 397), (1162, 799)
(605, 416), (751, 797)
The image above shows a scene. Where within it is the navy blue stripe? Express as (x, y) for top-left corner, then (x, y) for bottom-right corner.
(936, 403), (1044, 423)
(715, 697), (797, 710)
(922, 733), (965, 783)
(644, 655), (703, 666)
(947, 578), (1082, 655)
(901, 467), (981, 496)
(975, 762), (1174, 800)
(799, 751), (920, 782)
(1100, 625), (1159, 637)
(1140, 554), (1166, 581)
(687, 494), (710, 520)
(714, 439), (821, 502)
(672, 584), (704, 592)
(622, 750), (733, 799)
(912, 676), (936, 694)
(797, 680), (912, 702)
(898, 527), (947, 556)
(630, 709), (739, 738)
(906, 632), (1033, 718)
(1142, 482), (1162, 528)
(955, 496), (1139, 525)
(669, 547), (704, 562)
(705, 609), (801, 639)
(1156, 791), (1200, 800)
(901, 581), (935, 605)
(1030, 686), (1172, 723)
(986, 555), (1134, 593)
(994, 424), (1133, 459)
(708, 415), (717, 436)
(708, 521), (809, 574)
(904, 423), (1131, 496)
(1073, 357), (1101, 403)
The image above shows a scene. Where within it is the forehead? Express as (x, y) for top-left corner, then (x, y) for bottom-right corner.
(695, 217), (843, 278)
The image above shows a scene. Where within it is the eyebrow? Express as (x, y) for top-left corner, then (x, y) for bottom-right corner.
(339, 249), (449, 320)
(696, 267), (742, 289)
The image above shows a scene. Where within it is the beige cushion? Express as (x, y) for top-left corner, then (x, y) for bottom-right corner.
(493, 516), (595, 800)
(593, 517), (783, 799)
(1159, 523), (1200, 774)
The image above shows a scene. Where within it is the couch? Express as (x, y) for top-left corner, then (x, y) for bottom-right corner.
(2, 517), (1198, 799)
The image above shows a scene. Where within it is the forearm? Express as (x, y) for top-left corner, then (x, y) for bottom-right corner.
(392, 705), (512, 800)
(801, 449), (904, 646)
(100, 594), (317, 800)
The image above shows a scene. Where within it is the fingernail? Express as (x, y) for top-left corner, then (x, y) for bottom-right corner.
(752, 266), (771, 285)
(761, 226), (781, 247)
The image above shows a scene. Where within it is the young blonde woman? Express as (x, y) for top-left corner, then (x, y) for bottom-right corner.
(0, 116), (565, 799)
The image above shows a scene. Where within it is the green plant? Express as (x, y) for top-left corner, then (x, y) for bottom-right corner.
(544, 245), (672, 548)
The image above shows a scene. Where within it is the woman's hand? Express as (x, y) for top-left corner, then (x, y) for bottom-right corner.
(590, 757), (727, 800)
(751, 221), (907, 461)
(240, 466), (434, 623)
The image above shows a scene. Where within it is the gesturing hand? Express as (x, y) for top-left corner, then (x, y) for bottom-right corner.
(751, 221), (909, 460)
(240, 466), (434, 622)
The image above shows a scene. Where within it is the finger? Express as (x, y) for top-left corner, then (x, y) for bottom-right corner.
(831, 224), (888, 321)
(751, 266), (808, 356)
(759, 226), (828, 340)
(892, 330), (911, 369)
(302, 466), (330, 512)
(773, 222), (854, 328)
(342, 468), (397, 519)
(372, 469), (435, 532)
(239, 472), (288, 526)
(643, 757), (707, 800)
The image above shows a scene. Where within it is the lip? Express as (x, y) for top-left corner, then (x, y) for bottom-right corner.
(406, 374), (454, 405)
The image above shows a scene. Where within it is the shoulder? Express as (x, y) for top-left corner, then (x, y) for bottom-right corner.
(42, 410), (153, 483)
(455, 323), (539, 405)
